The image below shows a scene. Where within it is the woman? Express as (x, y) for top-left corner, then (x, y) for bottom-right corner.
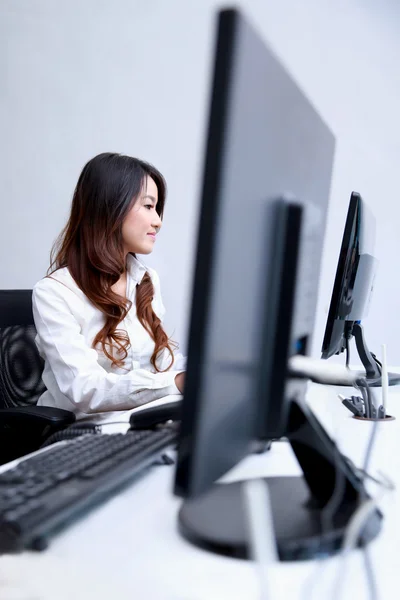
(33, 152), (186, 423)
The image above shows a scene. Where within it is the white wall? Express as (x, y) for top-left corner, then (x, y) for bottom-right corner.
(1, 0), (400, 363)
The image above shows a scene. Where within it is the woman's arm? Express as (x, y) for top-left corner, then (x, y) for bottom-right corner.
(33, 278), (184, 415)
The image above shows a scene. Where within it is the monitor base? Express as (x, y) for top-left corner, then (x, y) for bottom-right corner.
(324, 323), (400, 387)
(178, 398), (383, 561)
(360, 371), (400, 388)
(178, 475), (382, 561)
(326, 370), (400, 388)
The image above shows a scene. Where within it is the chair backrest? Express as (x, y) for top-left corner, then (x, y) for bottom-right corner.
(0, 290), (46, 408)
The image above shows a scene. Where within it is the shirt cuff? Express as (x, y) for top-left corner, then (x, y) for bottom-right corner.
(163, 382), (182, 396)
(150, 369), (184, 392)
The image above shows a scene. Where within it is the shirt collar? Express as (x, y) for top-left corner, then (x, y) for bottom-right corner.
(126, 253), (147, 285)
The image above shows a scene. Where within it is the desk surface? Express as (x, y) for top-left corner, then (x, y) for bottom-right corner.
(1, 383), (399, 600)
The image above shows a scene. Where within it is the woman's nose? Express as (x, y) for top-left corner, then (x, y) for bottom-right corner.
(152, 212), (162, 230)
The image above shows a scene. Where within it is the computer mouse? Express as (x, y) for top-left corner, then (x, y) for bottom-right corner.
(129, 399), (182, 430)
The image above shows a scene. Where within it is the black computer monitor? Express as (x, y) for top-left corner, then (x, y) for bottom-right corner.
(322, 192), (400, 386)
(173, 9), (381, 561)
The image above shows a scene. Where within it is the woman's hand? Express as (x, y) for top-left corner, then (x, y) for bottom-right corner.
(175, 372), (186, 393)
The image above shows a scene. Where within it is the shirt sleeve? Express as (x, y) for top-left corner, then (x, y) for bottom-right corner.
(32, 278), (183, 414)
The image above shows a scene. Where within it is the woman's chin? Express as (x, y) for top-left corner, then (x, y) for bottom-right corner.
(136, 246), (154, 256)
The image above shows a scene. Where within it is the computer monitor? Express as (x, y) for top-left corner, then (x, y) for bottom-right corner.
(322, 192), (400, 386)
(174, 8), (381, 561)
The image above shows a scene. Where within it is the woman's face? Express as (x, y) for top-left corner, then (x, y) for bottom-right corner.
(121, 175), (162, 256)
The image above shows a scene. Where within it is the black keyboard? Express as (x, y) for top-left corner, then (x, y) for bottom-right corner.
(0, 428), (176, 553)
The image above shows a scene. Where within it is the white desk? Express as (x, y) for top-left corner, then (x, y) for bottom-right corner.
(1, 383), (399, 600)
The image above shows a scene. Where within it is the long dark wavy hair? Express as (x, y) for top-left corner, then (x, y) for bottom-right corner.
(48, 152), (176, 371)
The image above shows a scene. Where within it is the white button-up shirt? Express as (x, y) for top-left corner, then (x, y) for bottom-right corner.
(32, 254), (185, 423)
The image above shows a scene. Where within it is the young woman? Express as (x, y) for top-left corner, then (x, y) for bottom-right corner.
(33, 152), (186, 423)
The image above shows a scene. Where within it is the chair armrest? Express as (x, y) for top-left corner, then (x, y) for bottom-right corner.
(0, 406), (75, 427)
(0, 406), (76, 464)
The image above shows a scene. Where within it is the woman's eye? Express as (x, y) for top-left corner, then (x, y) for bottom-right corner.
(145, 204), (153, 210)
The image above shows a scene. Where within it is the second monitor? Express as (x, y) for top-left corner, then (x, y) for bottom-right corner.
(322, 191), (400, 386)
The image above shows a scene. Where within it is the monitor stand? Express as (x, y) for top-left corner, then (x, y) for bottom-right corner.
(351, 323), (400, 387)
(177, 398), (382, 561)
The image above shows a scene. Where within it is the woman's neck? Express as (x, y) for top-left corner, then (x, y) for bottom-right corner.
(111, 270), (127, 298)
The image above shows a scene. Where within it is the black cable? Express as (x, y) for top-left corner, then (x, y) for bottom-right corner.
(370, 352), (382, 367)
(370, 352), (382, 379)
(40, 420), (138, 449)
(345, 336), (350, 368)
(99, 421), (132, 427)
(40, 424), (101, 449)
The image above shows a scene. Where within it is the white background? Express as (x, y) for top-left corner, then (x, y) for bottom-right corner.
(1, 0), (399, 362)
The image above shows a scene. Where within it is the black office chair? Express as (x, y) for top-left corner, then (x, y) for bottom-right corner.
(0, 290), (75, 465)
